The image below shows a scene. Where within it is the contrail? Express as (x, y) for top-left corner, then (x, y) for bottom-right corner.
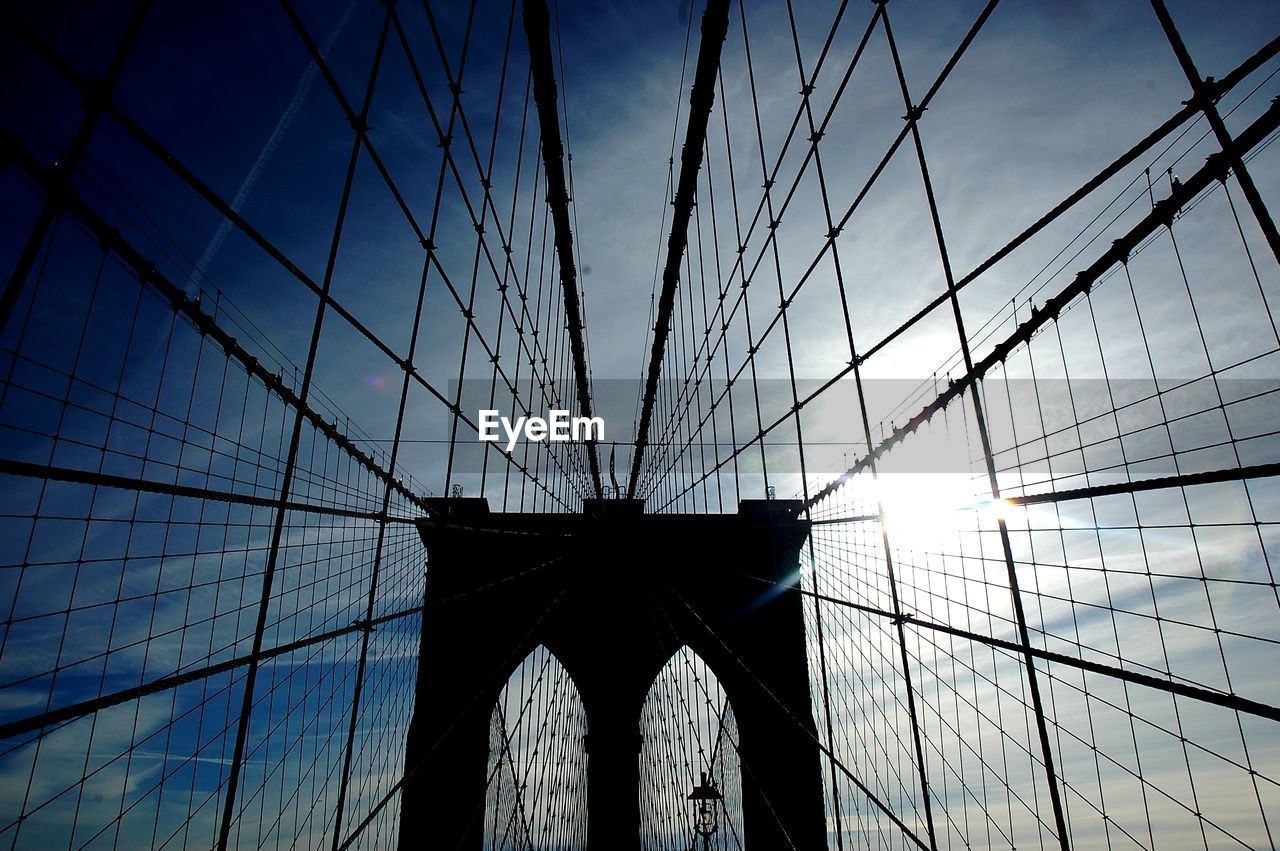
(190, 0), (360, 290)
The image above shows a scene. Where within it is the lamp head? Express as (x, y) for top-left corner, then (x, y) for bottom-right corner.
(688, 772), (723, 837)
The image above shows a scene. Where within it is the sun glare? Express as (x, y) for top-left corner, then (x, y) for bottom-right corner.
(869, 474), (1008, 548)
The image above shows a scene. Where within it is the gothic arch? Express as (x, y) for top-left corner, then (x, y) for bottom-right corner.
(401, 498), (828, 849)
(484, 645), (588, 850)
(639, 646), (744, 850)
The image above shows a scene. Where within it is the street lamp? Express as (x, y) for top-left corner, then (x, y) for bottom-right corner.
(687, 771), (723, 849)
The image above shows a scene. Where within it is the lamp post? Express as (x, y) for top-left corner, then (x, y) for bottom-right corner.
(687, 771), (723, 850)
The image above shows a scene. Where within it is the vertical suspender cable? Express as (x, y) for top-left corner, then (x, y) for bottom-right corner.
(627, 0), (732, 500)
(523, 0), (604, 500)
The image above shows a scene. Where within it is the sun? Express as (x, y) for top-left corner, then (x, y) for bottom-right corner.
(866, 473), (1011, 549)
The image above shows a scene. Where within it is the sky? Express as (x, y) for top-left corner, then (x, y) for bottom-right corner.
(1, 0), (1280, 848)
(4, 0), (1278, 496)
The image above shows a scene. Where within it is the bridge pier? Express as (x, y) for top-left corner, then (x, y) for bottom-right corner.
(398, 498), (828, 850)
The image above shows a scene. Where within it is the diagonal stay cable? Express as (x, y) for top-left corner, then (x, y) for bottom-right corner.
(1148, 0), (1280, 269)
(645, 588), (799, 850)
(656, 82), (1280, 512)
(278, 0), (585, 507)
(0, 131), (432, 512)
(401, 0), (593, 500)
(0, 544), (567, 744)
(394, 5), (575, 425)
(855, 33), (1280, 372)
(648, 10), (1280, 506)
(215, 14), (395, 845)
(388, 9), (591, 501)
(720, 563), (1280, 725)
(330, 1), (509, 837)
(804, 94), (1280, 512)
(642, 0), (995, 500)
(335, 584), (570, 851)
(402, 0), (591, 448)
(879, 3), (1071, 845)
(0, 0), (152, 337)
(0, 458), (414, 524)
(658, 576), (932, 851)
(0, 6), (578, 508)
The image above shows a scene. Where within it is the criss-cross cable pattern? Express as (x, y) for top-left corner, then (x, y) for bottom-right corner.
(1, 0), (1279, 848)
(627, 0), (1280, 848)
(639, 647), (743, 851)
(0, 0), (597, 847)
(483, 646), (587, 850)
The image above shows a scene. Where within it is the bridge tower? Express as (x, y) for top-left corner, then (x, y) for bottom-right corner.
(399, 499), (829, 850)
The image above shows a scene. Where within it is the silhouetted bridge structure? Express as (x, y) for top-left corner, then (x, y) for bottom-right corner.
(1, 0), (1279, 848)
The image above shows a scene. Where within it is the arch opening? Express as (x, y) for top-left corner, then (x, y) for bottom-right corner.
(639, 646), (745, 850)
(483, 645), (588, 850)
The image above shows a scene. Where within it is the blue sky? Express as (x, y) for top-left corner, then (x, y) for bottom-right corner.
(5, 0), (1278, 496)
(2, 0), (1280, 847)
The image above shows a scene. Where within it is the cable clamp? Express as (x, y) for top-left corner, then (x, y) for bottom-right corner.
(1151, 197), (1178, 228)
(1203, 151), (1230, 184)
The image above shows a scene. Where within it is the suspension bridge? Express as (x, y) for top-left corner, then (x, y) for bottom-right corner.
(1, 0), (1279, 848)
